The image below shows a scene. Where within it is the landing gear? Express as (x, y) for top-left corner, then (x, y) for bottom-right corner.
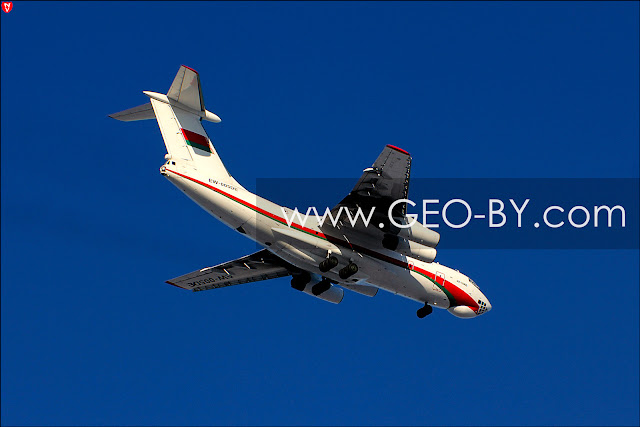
(290, 272), (311, 291)
(312, 278), (332, 295)
(339, 262), (358, 279)
(417, 304), (433, 318)
(319, 256), (339, 272)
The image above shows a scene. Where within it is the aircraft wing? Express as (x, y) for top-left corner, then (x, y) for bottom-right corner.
(166, 249), (292, 292)
(108, 102), (155, 121)
(330, 144), (412, 223)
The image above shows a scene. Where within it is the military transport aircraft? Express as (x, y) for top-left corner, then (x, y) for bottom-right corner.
(110, 65), (491, 318)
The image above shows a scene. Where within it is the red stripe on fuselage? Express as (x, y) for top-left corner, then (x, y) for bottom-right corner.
(411, 267), (479, 311)
(164, 168), (477, 310)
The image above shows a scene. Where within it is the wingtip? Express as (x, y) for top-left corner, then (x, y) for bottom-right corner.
(108, 113), (126, 121)
(181, 64), (199, 75)
(386, 144), (410, 156)
(165, 281), (184, 289)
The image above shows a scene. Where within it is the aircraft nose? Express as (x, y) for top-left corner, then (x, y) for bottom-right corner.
(476, 297), (491, 315)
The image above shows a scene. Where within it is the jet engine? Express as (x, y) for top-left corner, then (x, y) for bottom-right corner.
(382, 234), (437, 263)
(397, 221), (440, 248)
(291, 273), (344, 304)
(378, 216), (440, 248)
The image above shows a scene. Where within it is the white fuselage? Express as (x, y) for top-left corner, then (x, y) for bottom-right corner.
(160, 161), (492, 318)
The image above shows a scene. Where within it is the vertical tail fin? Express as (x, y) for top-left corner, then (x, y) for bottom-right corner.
(167, 65), (207, 113)
(110, 65), (239, 186)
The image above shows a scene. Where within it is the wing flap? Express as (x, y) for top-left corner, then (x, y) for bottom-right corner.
(318, 145), (412, 250)
(333, 144), (411, 218)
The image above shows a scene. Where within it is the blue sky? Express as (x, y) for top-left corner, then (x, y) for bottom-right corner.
(1, 2), (638, 426)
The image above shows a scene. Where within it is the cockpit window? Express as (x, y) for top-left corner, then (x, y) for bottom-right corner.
(469, 278), (480, 290)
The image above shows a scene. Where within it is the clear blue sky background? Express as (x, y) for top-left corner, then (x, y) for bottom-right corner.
(1, 2), (638, 426)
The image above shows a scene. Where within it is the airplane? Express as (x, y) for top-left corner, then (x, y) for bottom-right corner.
(110, 65), (492, 319)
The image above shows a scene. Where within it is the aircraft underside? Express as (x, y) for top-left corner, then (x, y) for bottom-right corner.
(111, 65), (492, 319)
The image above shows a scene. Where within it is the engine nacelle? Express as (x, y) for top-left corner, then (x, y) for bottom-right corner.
(379, 216), (440, 248)
(383, 235), (437, 263)
(396, 239), (437, 263)
(300, 277), (344, 304)
(397, 221), (440, 248)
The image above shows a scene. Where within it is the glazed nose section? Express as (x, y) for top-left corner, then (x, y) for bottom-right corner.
(476, 297), (491, 315)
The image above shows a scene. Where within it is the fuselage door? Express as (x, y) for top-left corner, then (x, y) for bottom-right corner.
(436, 271), (446, 286)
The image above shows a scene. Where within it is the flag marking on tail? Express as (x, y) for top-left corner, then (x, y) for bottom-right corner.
(181, 128), (211, 153)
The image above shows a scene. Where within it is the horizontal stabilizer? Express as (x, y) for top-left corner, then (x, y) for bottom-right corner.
(108, 102), (155, 121)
